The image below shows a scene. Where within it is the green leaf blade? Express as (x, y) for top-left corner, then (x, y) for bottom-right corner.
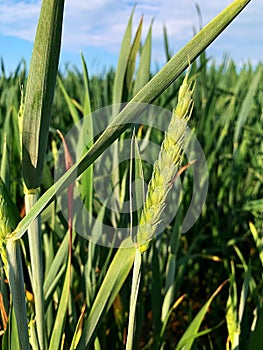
(22, 0), (65, 189)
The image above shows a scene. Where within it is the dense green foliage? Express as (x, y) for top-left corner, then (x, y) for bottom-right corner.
(0, 1), (260, 348)
(0, 51), (262, 349)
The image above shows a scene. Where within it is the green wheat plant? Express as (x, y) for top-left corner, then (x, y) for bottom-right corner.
(126, 70), (195, 350)
(0, 0), (261, 349)
(0, 178), (29, 349)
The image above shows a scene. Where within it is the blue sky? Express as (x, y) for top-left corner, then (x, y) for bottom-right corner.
(0, 0), (262, 75)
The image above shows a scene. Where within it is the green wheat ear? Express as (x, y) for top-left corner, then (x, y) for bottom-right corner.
(136, 72), (195, 253)
(0, 178), (20, 276)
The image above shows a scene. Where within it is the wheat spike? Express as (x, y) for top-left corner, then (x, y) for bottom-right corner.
(0, 178), (20, 276)
(137, 72), (195, 253)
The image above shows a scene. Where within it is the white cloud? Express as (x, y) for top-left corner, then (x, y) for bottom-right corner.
(0, 0), (40, 39)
